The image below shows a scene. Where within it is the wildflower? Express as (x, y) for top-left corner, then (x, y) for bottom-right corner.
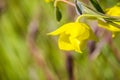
(98, 5), (120, 37)
(48, 22), (96, 53)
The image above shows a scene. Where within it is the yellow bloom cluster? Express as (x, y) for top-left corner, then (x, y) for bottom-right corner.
(48, 4), (120, 53)
(98, 5), (120, 36)
(48, 22), (96, 53)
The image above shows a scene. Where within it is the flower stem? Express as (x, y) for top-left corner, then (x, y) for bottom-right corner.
(75, 14), (105, 22)
(54, 0), (75, 7)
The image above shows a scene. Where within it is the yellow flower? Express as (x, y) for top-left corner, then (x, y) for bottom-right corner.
(48, 22), (96, 53)
(98, 5), (120, 36)
(106, 6), (120, 16)
(45, 0), (53, 3)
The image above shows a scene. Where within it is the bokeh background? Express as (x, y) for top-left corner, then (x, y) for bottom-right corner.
(0, 0), (120, 80)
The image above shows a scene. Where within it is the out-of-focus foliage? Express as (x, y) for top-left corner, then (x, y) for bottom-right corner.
(0, 0), (120, 80)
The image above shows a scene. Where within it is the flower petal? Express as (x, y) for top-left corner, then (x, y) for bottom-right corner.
(66, 23), (89, 38)
(58, 33), (74, 50)
(77, 30), (90, 40)
(45, 0), (53, 3)
(70, 37), (82, 53)
(106, 6), (120, 17)
(47, 23), (74, 36)
(98, 20), (120, 32)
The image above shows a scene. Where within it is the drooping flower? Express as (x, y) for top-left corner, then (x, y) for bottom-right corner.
(48, 22), (96, 53)
(98, 5), (120, 37)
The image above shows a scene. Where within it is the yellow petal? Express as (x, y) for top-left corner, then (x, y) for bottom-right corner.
(77, 30), (90, 40)
(69, 37), (82, 53)
(98, 20), (120, 32)
(106, 6), (120, 17)
(58, 33), (74, 50)
(48, 23), (74, 36)
(45, 0), (52, 3)
(66, 22), (90, 40)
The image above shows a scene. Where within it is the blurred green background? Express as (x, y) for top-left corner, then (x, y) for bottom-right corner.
(0, 0), (120, 80)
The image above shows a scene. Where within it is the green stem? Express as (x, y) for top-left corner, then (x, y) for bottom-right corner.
(75, 14), (105, 22)
(54, 0), (75, 7)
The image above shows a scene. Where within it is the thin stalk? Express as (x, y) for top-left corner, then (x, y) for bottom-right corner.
(54, 0), (75, 7)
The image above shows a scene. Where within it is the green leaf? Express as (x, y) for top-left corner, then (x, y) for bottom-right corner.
(104, 17), (120, 22)
(55, 7), (62, 22)
(90, 0), (105, 13)
(75, 0), (83, 15)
